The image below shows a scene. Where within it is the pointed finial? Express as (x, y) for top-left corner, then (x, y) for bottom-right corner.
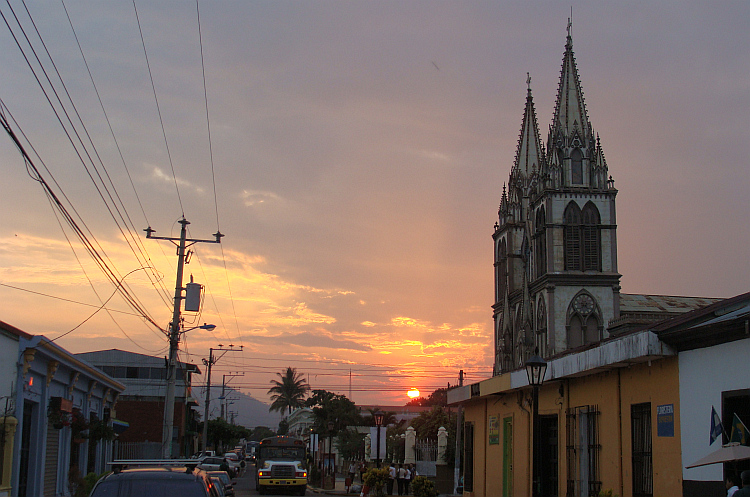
(526, 72), (531, 91)
(567, 17), (571, 38)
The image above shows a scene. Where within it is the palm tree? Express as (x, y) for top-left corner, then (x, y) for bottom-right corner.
(267, 367), (310, 415)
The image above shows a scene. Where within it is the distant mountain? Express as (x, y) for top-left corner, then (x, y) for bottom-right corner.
(195, 387), (282, 430)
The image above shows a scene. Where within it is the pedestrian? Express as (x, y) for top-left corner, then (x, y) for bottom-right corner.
(360, 461), (367, 483)
(348, 462), (357, 491)
(728, 474), (741, 497)
(387, 463), (396, 495)
(397, 464), (406, 496)
(404, 465), (411, 495)
(734, 471), (750, 497)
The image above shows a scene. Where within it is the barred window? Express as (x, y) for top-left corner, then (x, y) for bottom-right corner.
(566, 405), (601, 497)
(632, 403), (653, 497)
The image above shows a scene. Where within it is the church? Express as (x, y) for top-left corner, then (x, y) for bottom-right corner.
(449, 22), (748, 497)
(492, 22), (716, 375)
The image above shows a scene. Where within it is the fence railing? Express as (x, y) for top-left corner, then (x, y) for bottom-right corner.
(415, 439), (438, 462)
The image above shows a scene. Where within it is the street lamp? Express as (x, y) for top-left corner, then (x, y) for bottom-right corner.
(525, 354), (547, 497)
(374, 410), (384, 468)
(327, 421), (335, 486)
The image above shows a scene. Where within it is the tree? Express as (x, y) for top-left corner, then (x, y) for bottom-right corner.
(249, 426), (276, 442)
(304, 389), (362, 433)
(268, 367), (311, 415)
(409, 406), (457, 465)
(277, 418), (289, 435)
(336, 428), (366, 461)
(205, 418), (252, 452)
(405, 388), (447, 407)
(362, 408), (400, 428)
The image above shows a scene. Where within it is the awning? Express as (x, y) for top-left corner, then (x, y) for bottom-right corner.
(112, 419), (129, 435)
(686, 443), (750, 468)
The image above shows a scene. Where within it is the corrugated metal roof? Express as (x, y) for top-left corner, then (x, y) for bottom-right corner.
(620, 294), (722, 314)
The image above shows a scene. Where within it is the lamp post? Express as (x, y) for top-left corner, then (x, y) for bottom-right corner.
(327, 420), (335, 489)
(374, 410), (384, 468)
(525, 354), (547, 497)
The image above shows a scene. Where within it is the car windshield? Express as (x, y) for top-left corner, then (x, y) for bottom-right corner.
(91, 479), (207, 497)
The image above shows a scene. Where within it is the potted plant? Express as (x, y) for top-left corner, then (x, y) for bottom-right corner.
(71, 409), (89, 443)
(88, 419), (116, 443)
(48, 403), (71, 430)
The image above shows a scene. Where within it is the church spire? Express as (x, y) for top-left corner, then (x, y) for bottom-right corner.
(513, 73), (544, 177)
(549, 18), (592, 145)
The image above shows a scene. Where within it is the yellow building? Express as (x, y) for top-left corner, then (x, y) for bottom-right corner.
(449, 329), (683, 497)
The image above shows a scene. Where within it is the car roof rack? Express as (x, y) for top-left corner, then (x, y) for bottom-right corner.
(108, 459), (201, 473)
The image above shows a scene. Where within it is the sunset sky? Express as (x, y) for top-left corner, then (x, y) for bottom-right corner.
(0, 1), (748, 408)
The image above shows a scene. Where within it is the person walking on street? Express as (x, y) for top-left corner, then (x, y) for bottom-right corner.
(404, 465), (412, 495)
(397, 464), (406, 496)
(387, 463), (396, 495)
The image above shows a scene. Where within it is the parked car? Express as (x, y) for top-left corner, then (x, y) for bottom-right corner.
(207, 471), (235, 497)
(198, 457), (229, 472)
(211, 477), (227, 497)
(89, 466), (220, 497)
(223, 452), (244, 475)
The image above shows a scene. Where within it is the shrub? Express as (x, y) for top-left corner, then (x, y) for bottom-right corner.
(411, 476), (438, 497)
(363, 468), (389, 497)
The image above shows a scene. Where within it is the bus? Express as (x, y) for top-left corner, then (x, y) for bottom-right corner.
(255, 436), (308, 495)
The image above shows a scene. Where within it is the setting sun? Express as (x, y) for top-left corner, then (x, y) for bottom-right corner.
(407, 388), (420, 399)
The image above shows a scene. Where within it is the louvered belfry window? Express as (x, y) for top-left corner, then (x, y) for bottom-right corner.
(564, 203), (582, 270)
(582, 204), (600, 271)
(564, 202), (601, 272)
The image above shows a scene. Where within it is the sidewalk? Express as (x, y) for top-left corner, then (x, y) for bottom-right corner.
(308, 477), (461, 497)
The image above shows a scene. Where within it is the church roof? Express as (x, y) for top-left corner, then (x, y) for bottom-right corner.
(619, 294), (722, 315)
(513, 74), (544, 176)
(550, 20), (591, 143)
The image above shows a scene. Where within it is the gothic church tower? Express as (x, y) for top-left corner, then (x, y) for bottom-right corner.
(493, 23), (621, 375)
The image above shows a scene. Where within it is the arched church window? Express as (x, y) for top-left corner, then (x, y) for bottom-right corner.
(582, 202), (601, 271)
(568, 315), (583, 349)
(536, 298), (547, 357)
(535, 208), (547, 279)
(567, 293), (602, 349)
(571, 148), (583, 184)
(584, 314), (600, 344)
(497, 240), (507, 300)
(564, 202), (582, 271)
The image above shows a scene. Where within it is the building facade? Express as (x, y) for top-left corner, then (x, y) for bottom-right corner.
(1, 320), (124, 497)
(451, 21), (746, 497)
(74, 349), (201, 458)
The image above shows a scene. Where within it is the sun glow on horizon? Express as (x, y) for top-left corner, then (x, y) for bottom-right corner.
(407, 388), (420, 399)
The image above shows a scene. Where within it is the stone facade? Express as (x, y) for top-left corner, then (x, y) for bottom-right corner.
(493, 26), (620, 374)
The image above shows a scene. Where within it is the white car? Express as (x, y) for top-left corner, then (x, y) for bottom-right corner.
(223, 452), (244, 476)
(198, 456), (227, 472)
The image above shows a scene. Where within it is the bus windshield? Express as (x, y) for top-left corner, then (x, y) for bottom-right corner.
(258, 446), (305, 461)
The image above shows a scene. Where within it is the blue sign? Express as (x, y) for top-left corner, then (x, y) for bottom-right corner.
(657, 404), (674, 437)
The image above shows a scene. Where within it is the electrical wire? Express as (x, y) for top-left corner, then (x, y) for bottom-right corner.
(131, 0), (184, 216)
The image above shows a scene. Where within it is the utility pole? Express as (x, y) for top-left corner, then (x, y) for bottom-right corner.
(220, 372), (244, 420)
(201, 345), (242, 456)
(145, 218), (223, 458)
(454, 370), (464, 494)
